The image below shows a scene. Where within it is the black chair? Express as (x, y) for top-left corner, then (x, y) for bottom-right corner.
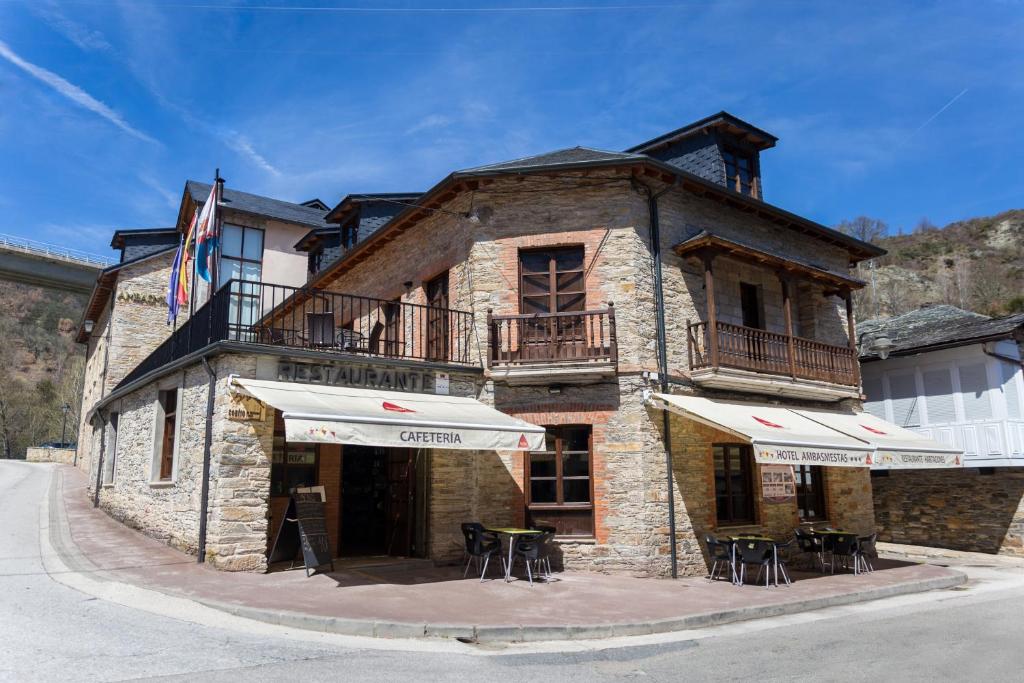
(531, 524), (558, 576)
(794, 528), (825, 573)
(306, 312), (336, 348)
(771, 539), (794, 586)
(704, 534), (736, 583)
(509, 532), (548, 585)
(735, 539), (775, 588)
(460, 523), (502, 582)
(829, 534), (862, 575)
(858, 532), (878, 572)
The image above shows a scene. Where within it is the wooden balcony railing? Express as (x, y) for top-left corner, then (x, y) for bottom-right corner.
(488, 306), (617, 368)
(687, 320), (858, 387)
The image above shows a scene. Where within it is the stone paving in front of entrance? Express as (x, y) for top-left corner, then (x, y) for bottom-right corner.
(55, 466), (966, 642)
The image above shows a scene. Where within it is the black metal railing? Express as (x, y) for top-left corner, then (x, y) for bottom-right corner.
(117, 279), (477, 388)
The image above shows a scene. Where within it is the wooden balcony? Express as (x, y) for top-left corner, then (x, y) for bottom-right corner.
(688, 320), (859, 388)
(488, 307), (617, 384)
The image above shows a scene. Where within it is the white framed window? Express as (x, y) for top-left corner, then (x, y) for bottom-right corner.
(958, 362), (992, 422)
(151, 384), (183, 483)
(102, 412), (119, 485)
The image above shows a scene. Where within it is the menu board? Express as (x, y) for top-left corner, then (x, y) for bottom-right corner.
(267, 491), (334, 576)
(760, 464), (796, 503)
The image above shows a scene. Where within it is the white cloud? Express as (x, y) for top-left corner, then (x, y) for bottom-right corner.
(0, 39), (156, 144)
(223, 132), (282, 177)
(32, 3), (112, 52)
(405, 114), (452, 135)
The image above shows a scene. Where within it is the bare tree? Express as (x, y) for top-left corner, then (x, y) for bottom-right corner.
(836, 216), (888, 244)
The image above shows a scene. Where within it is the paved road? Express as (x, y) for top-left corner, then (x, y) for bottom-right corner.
(2, 460), (1023, 682)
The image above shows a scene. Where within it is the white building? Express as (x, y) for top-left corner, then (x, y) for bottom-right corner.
(859, 305), (1024, 554)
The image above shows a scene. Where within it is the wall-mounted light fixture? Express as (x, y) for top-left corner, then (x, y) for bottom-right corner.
(83, 319), (95, 334)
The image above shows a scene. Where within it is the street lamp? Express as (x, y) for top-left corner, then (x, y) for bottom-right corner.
(60, 403), (71, 447)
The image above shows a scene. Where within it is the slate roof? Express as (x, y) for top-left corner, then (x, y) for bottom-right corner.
(858, 305), (1024, 360)
(458, 146), (646, 174)
(625, 110), (778, 153)
(323, 192), (422, 224)
(109, 227), (178, 249)
(186, 181), (331, 228)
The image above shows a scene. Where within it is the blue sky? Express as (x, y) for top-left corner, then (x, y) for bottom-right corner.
(1, 1), (1021, 258)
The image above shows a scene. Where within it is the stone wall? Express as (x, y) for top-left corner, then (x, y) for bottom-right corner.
(669, 411), (875, 575)
(872, 468), (1024, 556)
(26, 447), (76, 464)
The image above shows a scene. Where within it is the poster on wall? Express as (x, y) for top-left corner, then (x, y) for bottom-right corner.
(760, 464), (796, 503)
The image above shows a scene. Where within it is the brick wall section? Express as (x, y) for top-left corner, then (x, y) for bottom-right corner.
(872, 468), (1024, 556)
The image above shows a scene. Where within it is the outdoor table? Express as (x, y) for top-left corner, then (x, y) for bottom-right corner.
(485, 527), (536, 583)
(730, 535), (787, 587)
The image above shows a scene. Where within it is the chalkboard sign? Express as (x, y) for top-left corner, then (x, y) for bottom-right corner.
(268, 492), (334, 576)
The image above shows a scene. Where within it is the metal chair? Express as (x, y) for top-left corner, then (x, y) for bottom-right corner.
(460, 523), (502, 582)
(829, 534), (862, 575)
(773, 539), (793, 586)
(530, 524), (557, 577)
(509, 532), (548, 585)
(704, 534), (737, 583)
(306, 312), (336, 348)
(858, 532), (878, 572)
(735, 539), (775, 588)
(794, 528), (825, 573)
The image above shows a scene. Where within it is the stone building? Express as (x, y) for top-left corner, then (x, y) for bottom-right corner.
(81, 112), (961, 576)
(860, 306), (1024, 555)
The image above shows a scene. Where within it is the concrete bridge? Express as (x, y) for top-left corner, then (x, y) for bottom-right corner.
(0, 233), (112, 294)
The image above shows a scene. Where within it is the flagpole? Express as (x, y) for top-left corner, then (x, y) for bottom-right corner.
(213, 168), (223, 298)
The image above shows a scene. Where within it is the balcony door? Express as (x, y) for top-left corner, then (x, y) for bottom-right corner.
(219, 224), (264, 340)
(519, 247), (586, 357)
(426, 271), (449, 361)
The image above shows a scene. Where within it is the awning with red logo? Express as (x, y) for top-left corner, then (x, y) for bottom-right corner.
(793, 408), (963, 469)
(649, 393), (962, 468)
(232, 377), (546, 451)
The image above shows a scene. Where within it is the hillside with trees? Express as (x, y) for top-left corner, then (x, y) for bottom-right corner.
(0, 281), (86, 459)
(839, 210), (1024, 321)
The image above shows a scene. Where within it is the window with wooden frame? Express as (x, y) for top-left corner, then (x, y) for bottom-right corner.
(794, 464), (827, 521)
(425, 271), (450, 361)
(157, 389), (178, 481)
(519, 246), (586, 347)
(722, 148), (757, 196)
(713, 444), (755, 525)
(270, 411), (318, 497)
(525, 425), (594, 537)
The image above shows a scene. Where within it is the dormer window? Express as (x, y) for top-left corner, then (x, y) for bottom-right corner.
(341, 223), (358, 250)
(723, 148), (757, 197)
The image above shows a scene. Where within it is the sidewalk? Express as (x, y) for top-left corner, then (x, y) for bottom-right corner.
(878, 541), (1024, 569)
(52, 465), (965, 642)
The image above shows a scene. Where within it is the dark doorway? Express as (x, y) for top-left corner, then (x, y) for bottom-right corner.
(341, 446), (418, 557)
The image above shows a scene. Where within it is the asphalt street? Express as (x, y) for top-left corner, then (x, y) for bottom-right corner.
(2, 460), (1023, 682)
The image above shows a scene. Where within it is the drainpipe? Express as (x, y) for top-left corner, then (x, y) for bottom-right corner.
(637, 176), (680, 579)
(92, 410), (107, 508)
(92, 307), (114, 507)
(197, 355), (217, 563)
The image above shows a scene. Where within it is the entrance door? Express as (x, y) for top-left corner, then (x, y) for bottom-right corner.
(340, 446), (417, 557)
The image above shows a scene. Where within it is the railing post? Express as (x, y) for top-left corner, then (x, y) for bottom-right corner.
(779, 275), (797, 379)
(843, 288), (861, 389)
(702, 252), (719, 370)
(486, 309), (494, 368)
(607, 302), (617, 367)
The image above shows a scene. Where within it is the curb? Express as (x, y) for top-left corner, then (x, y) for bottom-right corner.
(47, 467), (967, 643)
(188, 569), (966, 643)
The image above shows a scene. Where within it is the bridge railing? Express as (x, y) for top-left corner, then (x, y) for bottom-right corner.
(0, 233), (114, 267)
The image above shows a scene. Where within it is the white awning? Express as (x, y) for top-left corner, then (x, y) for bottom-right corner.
(650, 394), (874, 467)
(232, 377), (546, 451)
(794, 408), (963, 469)
(650, 393), (963, 469)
